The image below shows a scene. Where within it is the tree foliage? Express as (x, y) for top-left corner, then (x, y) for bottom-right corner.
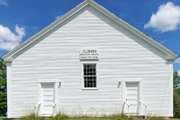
(0, 58), (7, 116)
(173, 71), (180, 118)
(174, 88), (180, 118)
(174, 71), (180, 89)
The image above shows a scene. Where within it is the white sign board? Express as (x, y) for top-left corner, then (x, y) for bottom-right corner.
(79, 50), (99, 60)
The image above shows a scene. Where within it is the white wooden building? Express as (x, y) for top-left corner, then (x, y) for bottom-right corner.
(2, 0), (178, 118)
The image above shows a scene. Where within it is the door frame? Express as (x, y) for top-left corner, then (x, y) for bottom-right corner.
(121, 78), (143, 114)
(37, 79), (60, 116)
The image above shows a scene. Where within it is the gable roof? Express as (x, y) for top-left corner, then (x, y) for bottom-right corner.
(1, 0), (178, 62)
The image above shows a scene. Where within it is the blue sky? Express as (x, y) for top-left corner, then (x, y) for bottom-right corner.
(0, 0), (180, 71)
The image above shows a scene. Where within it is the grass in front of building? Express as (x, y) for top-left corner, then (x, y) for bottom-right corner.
(0, 117), (111, 120)
(0, 116), (7, 119)
(67, 118), (111, 120)
(1, 115), (180, 120)
(0, 113), (130, 120)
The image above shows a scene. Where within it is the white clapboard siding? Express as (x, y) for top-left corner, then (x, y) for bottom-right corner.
(10, 6), (172, 117)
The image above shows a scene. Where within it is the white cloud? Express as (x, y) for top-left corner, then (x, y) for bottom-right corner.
(0, 25), (25, 51)
(174, 58), (180, 63)
(144, 2), (180, 32)
(55, 15), (62, 20)
(0, 0), (7, 6)
(160, 39), (166, 44)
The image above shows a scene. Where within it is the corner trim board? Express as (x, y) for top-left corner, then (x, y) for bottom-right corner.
(6, 63), (12, 118)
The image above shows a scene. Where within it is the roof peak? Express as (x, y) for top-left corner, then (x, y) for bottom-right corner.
(1, 0), (178, 61)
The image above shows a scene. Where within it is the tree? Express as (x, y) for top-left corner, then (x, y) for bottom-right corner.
(173, 71), (180, 89)
(173, 71), (180, 118)
(0, 58), (7, 116)
(173, 87), (180, 118)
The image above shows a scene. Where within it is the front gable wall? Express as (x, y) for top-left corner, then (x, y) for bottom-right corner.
(13, 6), (167, 62)
(2, 1), (178, 61)
(9, 5), (173, 117)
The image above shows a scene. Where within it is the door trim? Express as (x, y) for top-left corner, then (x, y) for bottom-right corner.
(121, 78), (143, 114)
(37, 79), (60, 116)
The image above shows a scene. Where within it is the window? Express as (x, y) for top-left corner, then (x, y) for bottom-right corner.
(83, 64), (96, 88)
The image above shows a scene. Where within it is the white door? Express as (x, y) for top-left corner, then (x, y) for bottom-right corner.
(125, 83), (139, 114)
(41, 83), (54, 116)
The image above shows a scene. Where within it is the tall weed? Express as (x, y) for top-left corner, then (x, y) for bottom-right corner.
(147, 116), (166, 120)
(53, 112), (69, 120)
(19, 113), (46, 120)
(102, 113), (135, 120)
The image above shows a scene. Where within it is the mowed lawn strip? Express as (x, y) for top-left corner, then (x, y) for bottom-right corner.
(0, 117), (112, 120)
(68, 118), (111, 120)
(0, 117), (111, 120)
(1, 117), (180, 120)
(0, 116), (7, 120)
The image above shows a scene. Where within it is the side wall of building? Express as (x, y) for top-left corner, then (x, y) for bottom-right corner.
(8, 6), (172, 118)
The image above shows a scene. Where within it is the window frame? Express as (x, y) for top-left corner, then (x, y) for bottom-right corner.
(81, 61), (98, 90)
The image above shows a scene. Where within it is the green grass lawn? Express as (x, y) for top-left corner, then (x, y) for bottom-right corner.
(1, 116), (180, 120)
(0, 118), (111, 120)
(0, 117), (111, 120)
(67, 118), (111, 120)
(0, 116), (7, 120)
